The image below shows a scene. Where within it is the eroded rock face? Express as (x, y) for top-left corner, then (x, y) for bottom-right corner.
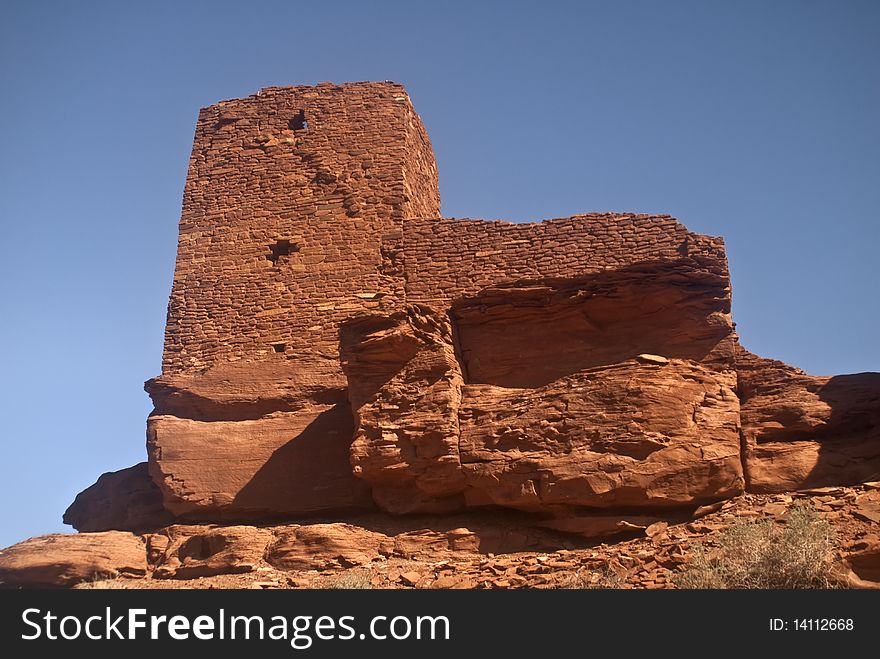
(7, 484), (880, 589)
(449, 260), (735, 389)
(842, 543), (880, 588)
(340, 306), (466, 514)
(459, 359), (742, 510)
(147, 404), (374, 520)
(340, 260), (742, 515)
(149, 525), (274, 579)
(0, 532), (147, 588)
(267, 524), (390, 570)
(63, 463), (173, 532)
(737, 347), (880, 492)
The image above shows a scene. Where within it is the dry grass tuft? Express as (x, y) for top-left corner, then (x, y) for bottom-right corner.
(74, 573), (131, 589)
(559, 565), (629, 589)
(320, 572), (373, 590)
(673, 504), (836, 589)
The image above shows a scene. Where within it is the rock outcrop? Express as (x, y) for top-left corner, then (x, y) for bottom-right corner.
(3, 484), (880, 589)
(737, 347), (880, 492)
(63, 463), (172, 532)
(0, 532), (147, 588)
(2, 81), (878, 589)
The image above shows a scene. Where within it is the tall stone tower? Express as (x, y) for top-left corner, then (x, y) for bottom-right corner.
(163, 81), (440, 372)
(147, 82), (439, 519)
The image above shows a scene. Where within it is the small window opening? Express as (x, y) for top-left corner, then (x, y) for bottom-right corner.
(272, 343), (286, 353)
(289, 110), (308, 131)
(267, 239), (300, 265)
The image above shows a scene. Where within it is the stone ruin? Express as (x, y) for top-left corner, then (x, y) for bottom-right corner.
(69, 80), (880, 527)
(2, 82), (879, 587)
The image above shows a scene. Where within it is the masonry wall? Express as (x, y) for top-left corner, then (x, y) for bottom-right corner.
(162, 82), (440, 374)
(391, 214), (728, 305)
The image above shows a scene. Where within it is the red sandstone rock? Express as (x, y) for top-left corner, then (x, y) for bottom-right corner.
(399, 571), (422, 587)
(460, 359), (742, 510)
(63, 462), (173, 532)
(0, 532), (146, 588)
(737, 347), (880, 492)
(536, 516), (657, 537)
(340, 306), (466, 514)
(449, 261), (736, 389)
(144, 357), (347, 422)
(147, 405), (373, 519)
(341, 263), (742, 515)
(267, 524), (388, 570)
(342, 305), (743, 514)
(266, 523), (499, 570)
(151, 525), (274, 579)
(844, 542), (880, 585)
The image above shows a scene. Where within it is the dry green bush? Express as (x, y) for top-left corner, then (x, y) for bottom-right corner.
(74, 573), (130, 589)
(673, 504), (836, 589)
(320, 572), (373, 589)
(560, 565), (628, 589)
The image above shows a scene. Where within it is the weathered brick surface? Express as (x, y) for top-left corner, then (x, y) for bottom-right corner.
(163, 82), (440, 373)
(395, 215), (727, 304)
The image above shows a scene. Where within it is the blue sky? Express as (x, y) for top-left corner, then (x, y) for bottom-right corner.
(1, 0), (877, 548)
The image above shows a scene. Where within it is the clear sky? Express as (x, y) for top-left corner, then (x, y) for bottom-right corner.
(1, 0), (878, 549)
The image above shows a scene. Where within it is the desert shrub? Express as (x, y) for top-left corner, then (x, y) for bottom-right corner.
(320, 572), (373, 589)
(560, 565), (628, 589)
(74, 573), (129, 589)
(673, 504), (836, 589)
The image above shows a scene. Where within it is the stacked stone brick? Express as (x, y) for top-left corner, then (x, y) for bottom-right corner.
(163, 82), (440, 372)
